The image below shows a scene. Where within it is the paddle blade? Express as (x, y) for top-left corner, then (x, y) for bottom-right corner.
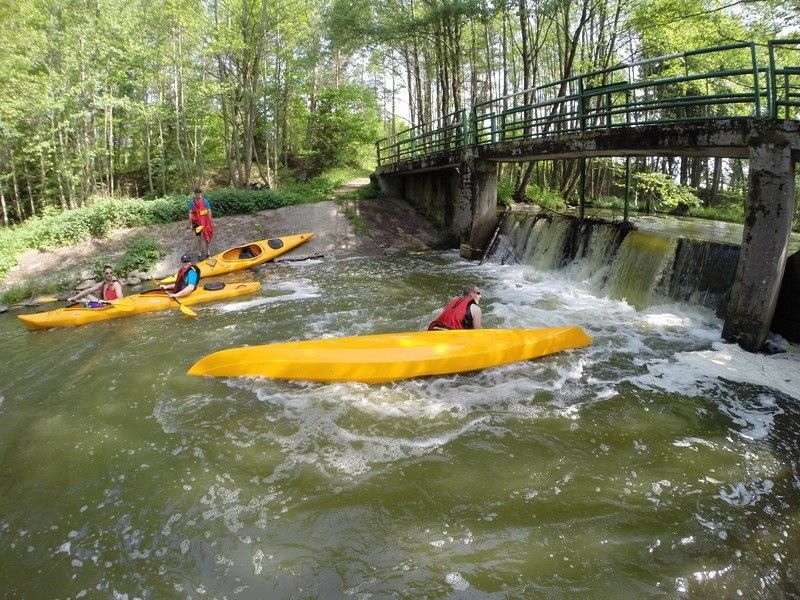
(33, 296), (61, 303)
(177, 302), (198, 317)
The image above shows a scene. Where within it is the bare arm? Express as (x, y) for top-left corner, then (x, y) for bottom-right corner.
(471, 304), (482, 329)
(170, 284), (195, 299)
(68, 282), (101, 302)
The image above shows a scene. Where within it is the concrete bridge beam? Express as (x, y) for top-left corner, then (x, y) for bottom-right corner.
(723, 138), (797, 351)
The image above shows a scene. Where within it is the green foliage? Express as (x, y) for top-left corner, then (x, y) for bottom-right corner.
(0, 278), (67, 306)
(593, 195), (626, 210)
(306, 85), (382, 175)
(689, 203), (744, 224)
(117, 234), (165, 276)
(526, 184), (567, 211)
(497, 177), (515, 206)
(632, 172), (701, 212)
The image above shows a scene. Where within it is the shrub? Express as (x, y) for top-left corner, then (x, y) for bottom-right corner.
(526, 184), (567, 211)
(632, 171), (700, 213)
(497, 178), (515, 206)
(0, 278), (70, 305)
(117, 234), (165, 276)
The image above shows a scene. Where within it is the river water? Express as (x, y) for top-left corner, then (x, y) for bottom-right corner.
(2, 251), (800, 598)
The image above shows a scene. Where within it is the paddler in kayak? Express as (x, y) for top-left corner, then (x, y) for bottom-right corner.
(67, 265), (124, 307)
(189, 187), (214, 260)
(428, 284), (483, 330)
(159, 254), (201, 299)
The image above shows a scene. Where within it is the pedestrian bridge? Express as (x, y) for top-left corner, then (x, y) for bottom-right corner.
(373, 40), (800, 351)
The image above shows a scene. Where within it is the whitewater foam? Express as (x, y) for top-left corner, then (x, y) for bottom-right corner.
(635, 342), (800, 402)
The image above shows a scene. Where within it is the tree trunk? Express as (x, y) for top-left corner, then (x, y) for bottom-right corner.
(708, 157), (722, 206)
(10, 151), (23, 220)
(0, 178), (9, 226)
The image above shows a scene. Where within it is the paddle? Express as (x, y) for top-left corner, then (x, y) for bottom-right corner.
(33, 295), (62, 303)
(150, 275), (197, 318)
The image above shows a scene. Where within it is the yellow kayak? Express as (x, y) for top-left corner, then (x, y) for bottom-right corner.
(159, 232), (314, 283)
(18, 282), (261, 330)
(188, 326), (592, 383)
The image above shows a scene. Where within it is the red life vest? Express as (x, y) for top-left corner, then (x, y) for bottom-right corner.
(174, 263), (201, 293)
(427, 296), (476, 330)
(101, 281), (120, 301)
(190, 197), (214, 241)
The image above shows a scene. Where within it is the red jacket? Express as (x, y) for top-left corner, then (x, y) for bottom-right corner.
(190, 198), (214, 241)
(428, 296), (476, 330)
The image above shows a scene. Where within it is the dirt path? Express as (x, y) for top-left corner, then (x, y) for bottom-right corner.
(0, 180), (442, 301)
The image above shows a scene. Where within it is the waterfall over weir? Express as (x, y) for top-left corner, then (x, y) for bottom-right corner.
(487, 211), (741, 313)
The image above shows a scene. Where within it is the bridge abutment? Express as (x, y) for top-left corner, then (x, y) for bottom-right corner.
(456, 157), (498, 258)
(375, 156), (498, 257)
(723, 138), (797, 351)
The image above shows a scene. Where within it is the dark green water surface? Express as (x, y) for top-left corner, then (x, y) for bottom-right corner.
(1, 253), (799, 598)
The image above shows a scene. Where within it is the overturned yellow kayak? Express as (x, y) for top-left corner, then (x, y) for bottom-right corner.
(188, 326), (592, 383)
(18, 282), (260, 330)
(159, 232), (314, 283)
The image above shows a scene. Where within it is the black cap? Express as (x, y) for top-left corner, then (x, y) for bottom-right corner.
(180, 253), (191, 263)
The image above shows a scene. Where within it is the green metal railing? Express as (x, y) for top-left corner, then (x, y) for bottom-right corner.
(375, 110), (468, 166)
(376, 39), (799, 167)
(769, 39), (800, 118)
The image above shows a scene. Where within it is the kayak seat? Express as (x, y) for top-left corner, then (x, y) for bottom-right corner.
(238, 245), (262, 259)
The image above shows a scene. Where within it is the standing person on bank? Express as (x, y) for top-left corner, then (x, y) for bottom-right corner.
(427, 284), (483, 330)
(160, 254), (201, 299)
(67, 265), (124, 305)
(189, 187), (214, 260)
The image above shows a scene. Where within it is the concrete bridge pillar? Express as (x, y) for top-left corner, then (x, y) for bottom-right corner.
(374, 157), (498, 259)
(723, 138), (797, 351)
(456, 157), (498, 259)
(374, 172), (403, 198)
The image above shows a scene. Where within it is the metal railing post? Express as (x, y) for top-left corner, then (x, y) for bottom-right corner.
(768, 40), (778, 118)
(624, 156), (631, 223)
(750, 42), (761, 116)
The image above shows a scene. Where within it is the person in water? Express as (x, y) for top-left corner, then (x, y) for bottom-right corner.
(67, 265), (124, 306)
(160, 254), (201, 299)
(189, 187), (214, 260)
(428, 284), (483, 330)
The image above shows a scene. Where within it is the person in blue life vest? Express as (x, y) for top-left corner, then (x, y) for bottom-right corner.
(160, 254), (201, 299)
(428, 284), (483, 330)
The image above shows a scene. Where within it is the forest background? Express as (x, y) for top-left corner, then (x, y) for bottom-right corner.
(0, 0), (797, 235)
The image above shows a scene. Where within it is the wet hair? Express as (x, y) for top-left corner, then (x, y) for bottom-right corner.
(103, 264), (113, 272)
(193, 187), (203, 194)
(462, 284), (480, 296)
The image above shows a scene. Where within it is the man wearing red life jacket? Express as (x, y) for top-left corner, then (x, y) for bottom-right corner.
(160, 254), (201, 299)
(67, 265), (124, 305)
(428, 284), (483, 330)
(189, 187), (214, 260)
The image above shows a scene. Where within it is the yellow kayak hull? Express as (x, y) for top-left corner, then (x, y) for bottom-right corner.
(159, 232), (314, 283)
(188, 326), (592, 383)
(18, 282), (260, 330)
